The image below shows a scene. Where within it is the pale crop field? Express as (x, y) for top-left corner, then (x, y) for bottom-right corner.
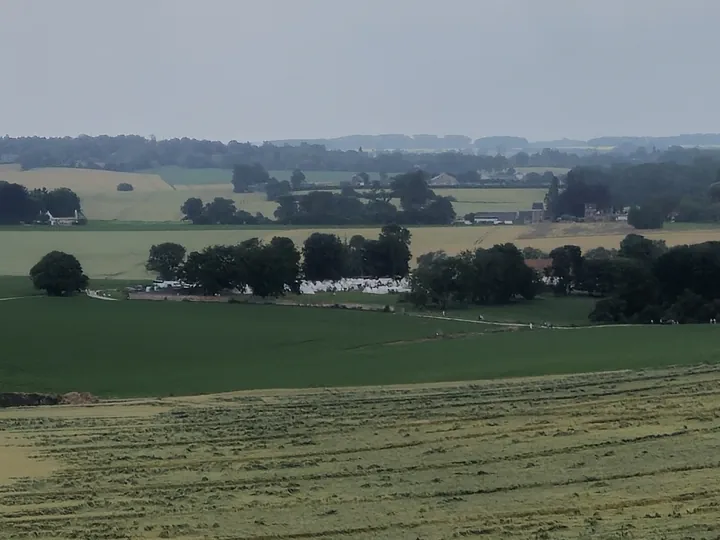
(0, 166), (548, 220)
(435, 187), (546, 216)
(2, 223), (720, 278)
(0, 168), (171, 194)
(81, 188), (278, 221)
(2, 365), (720, 539)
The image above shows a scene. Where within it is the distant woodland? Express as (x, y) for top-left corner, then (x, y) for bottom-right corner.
(3, 134), (720, 175)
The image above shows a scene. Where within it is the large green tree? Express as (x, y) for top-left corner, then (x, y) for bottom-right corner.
(181, 197), (204, 222)
(290, 169), (306, 190)
(29, 251), (89, 296)
(146, 243), (187, 280)
(548, 245), (584, 295)
(302, 233), (348, 281)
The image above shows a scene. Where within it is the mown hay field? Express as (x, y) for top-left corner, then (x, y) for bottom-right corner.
(2, 365), (720, 539)
(3, 223), (720, 278)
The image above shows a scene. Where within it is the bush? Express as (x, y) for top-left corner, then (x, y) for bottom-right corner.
(117, 183), (134, 192)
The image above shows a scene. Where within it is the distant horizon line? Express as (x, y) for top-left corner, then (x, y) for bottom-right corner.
(4, 132), (720, 145)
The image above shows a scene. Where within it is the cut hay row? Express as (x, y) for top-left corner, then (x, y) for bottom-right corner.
(1, 366), (719, 538)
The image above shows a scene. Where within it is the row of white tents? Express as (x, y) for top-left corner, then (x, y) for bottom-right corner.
(299, 277), (410, 295)
(147, 277), (410, 296)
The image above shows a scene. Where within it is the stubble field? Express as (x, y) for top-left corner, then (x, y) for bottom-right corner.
(2, 365), (720, 539)
(2, 222), (720, 278)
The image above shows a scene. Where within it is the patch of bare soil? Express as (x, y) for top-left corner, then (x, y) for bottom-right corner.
(0, 392), (99, 409)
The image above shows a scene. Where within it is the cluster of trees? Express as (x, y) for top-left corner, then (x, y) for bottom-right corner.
(273, 171), (455, 225)
(180, 197), (270, 225)
(182, 170), (455, 226)
(541, 234), (720, 323)
(147, 238), (300, 296)
(303, 225), (412, 280)
(545, 160), (720, 227)
(406, 244), (539, 310)
(145, 225), (412, 295)
(0, 182), (83, 224)
(7, 135), (714, 176)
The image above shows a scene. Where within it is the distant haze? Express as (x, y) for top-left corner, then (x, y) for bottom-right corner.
(1, 0), (719, 141)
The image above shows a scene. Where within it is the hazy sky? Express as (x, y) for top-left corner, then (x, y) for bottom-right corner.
(1, 0), (718, 142)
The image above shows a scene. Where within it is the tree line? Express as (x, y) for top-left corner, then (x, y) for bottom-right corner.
(545, 235), (720, 323)
(0, 182), (84, 225)
(145, 225), (412, 295)
(543, 159), (720, 228)
(28, 228), (720, 326)
(5, 135), (710, 176)
(182, 170), (456, 226)
(405, 233), (720, 325)
(406, 244), (539, 310)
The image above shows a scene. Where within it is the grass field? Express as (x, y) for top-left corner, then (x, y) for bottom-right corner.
(4, 222), (720, 278)
(305, 293), (597, 326)
(0, 276), (151, 299)
(1, 296), (719, 397)
(2, 365), (720, 538)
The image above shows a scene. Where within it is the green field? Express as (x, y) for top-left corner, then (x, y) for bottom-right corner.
(1, 296), (719, 397)
(0, 276), (149, 298)
(147, 166), (393, 186)
(304, 293), (597, 325)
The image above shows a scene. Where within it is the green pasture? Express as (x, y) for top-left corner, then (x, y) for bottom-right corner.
(0, 296), (718, 397)
(304, 293), (597, 326)
(0, 276), (150, 298)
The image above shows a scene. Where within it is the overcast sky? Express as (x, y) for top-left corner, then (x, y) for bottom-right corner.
(1, 0), (718, 142)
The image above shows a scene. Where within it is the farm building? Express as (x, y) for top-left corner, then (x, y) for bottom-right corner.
(45, 210), (85, 226)
(429, 173), (458, 186)
(472, 211), (518, 225)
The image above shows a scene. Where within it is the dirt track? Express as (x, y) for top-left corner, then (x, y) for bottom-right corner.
(2, 366), (720, 539)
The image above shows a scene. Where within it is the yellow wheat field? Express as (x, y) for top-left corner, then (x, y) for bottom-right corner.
(1, 365), (720, 539)
(0, 168), (172, 194)
(1, 223), (719, 279)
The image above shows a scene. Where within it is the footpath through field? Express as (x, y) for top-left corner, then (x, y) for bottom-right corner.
(86, 290), (119, 301)
(413, 313), (647, 330)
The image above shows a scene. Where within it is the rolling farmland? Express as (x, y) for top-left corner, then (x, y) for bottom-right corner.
(2, 365), (720, 539)
(3, 222), (720, 279)
(0, 166), (547, 221)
